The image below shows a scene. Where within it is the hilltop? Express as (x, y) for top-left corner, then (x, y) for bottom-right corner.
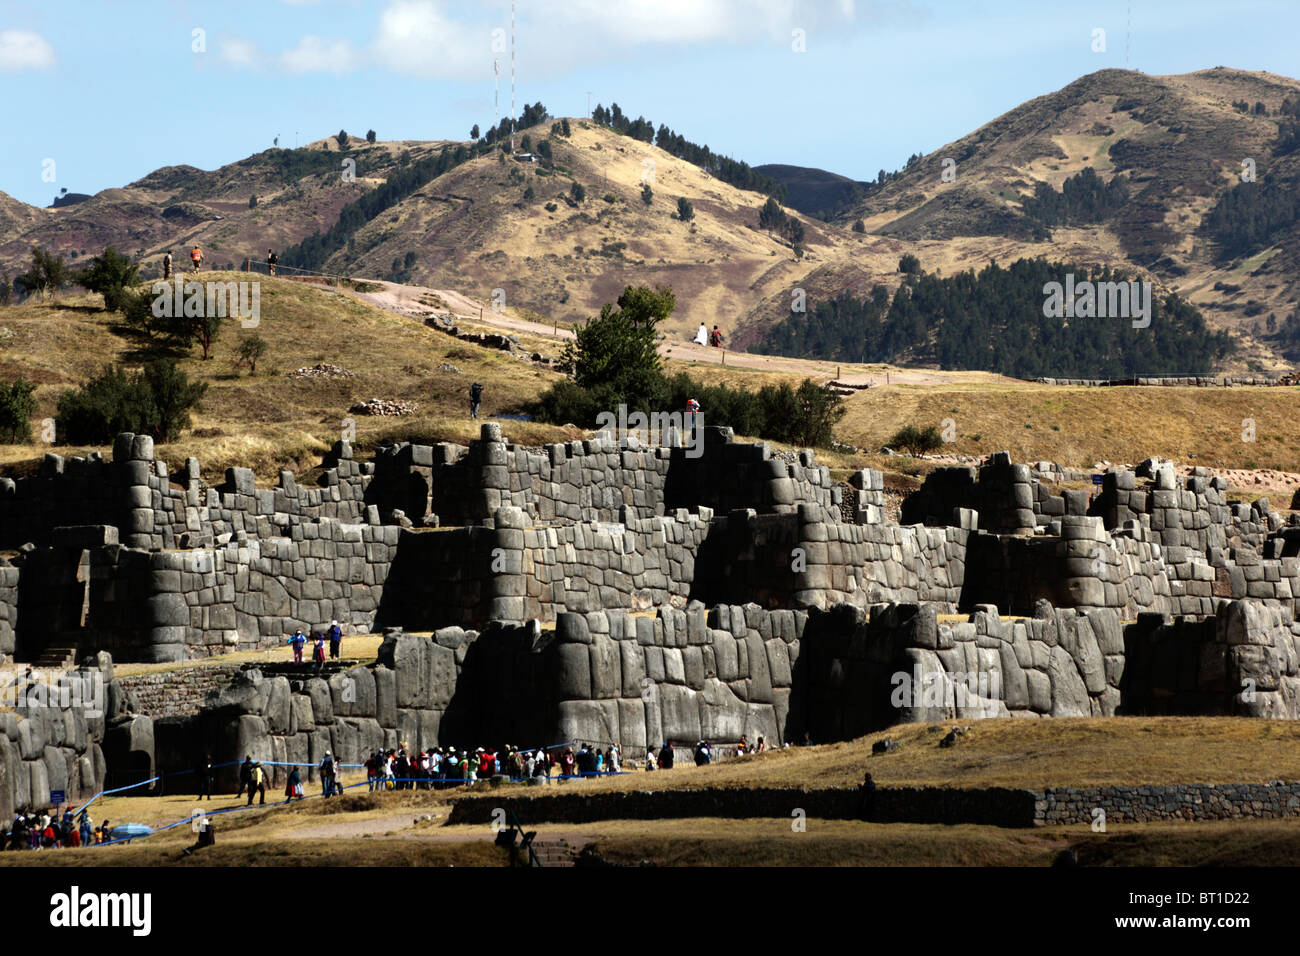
(1, 68), (1299, 374)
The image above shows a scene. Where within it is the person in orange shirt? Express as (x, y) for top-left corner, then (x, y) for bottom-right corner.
(190, 246), (203, 273)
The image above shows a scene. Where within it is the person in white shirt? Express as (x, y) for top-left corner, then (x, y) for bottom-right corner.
(693, 323), (708, 345)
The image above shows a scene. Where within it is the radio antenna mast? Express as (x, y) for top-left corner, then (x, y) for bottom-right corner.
(510, 0), (517, 152)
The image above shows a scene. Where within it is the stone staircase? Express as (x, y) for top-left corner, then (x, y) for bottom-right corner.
(529, 838), (576, 867)
(31, 646), (78, 668)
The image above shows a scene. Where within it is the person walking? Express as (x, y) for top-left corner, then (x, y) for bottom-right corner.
(78, 810), (92, 848)
(237, 756), (253, 798)
(328, 620), (342, 659)
(286, 766), (302, 802)
(319, 752), (335, 798)
(709, 325), (723, 347)
(267, 249), (277, 276)
(469, 382), (483, 419)
(311, 634), (326, 675)
(163, 251), (173, 280)
(289, 628), (306, 664)
(693, 322), (708, 345)
(196, 753), (213, 800)
(190, 245), (203, 274)
(248, 762), (266, 806)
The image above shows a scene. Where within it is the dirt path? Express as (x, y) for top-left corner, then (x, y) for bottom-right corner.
(349, 279), (1004, 385)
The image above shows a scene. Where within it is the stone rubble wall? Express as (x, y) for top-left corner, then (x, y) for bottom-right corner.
(117, 664), (244, 719)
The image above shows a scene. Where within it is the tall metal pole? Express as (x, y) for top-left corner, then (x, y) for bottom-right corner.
(510, 0), (516, 152)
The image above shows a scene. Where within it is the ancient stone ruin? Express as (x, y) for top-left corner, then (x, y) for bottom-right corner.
(3, 425), (1300, 811)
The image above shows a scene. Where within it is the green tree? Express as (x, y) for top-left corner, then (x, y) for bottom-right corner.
(537, 140), (553, 163)
(561, 119), (571, 137)
(790, 379), (845, 448)
(523, 185), (535, 201)
(888, 423), (943, 455)
(366, 129), (377, 144)
(144, 360), (207, 442)
(77, 245), (139, 313)
(56, 365), (157, 444)
(55, 361), (205, 444)
(18, 247), (70, 301)
(471, 124), (480, 140)
(570, 181), (586, 202)
(181, 310), (222, 360)
(249, 194), (258, 209)
(677, 197), (694, 222)
(235, 334), (268, 374)
(759, 197), (786, 233)
(852, 219), (866, 233)
(336, 129), (349, 148)
(520, 134), (532, 152)
(898, 253), (921, 274)
(641, 183), (653, 205)
(555, 285), (675, 414)
(0, 377), (38, 443)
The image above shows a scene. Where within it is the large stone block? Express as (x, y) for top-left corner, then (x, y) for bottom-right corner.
(555, 699), (619, 748)
(555, 643), (592, 699)
(590, 635), (621, 699)
(374, 667), (397, 728)
(656, 684), (701, 743)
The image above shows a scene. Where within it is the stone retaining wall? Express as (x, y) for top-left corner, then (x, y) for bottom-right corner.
(446, 780), (1300, 827)
(117, 665), (244, 719)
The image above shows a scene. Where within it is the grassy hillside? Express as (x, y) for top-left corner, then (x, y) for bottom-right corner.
(0, 274), (572, 479)
(3, 275), (1300, 493)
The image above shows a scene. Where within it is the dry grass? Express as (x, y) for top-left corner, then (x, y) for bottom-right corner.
(112, 633), (391, 678)
(0, 277), (571, 480)
(586, 816), (1300, 867)
(478, 717), (1300, 795)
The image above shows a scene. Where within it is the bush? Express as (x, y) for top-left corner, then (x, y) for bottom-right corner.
(17, 247), (69, 301)
(641, 184), (653, 205)
(677, 197), (694, 221)
(0, 377), (38, 443)
(570, 182), (586, 202)
(898, 253), (921, 274)
(887, 424), (944, 455)
(77, 245), (139, 313)
(235, 334), (268, 374)
(56, 361), (206, 444)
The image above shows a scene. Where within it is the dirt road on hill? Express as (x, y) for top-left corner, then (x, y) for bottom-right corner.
(349, 279), (1003, 385)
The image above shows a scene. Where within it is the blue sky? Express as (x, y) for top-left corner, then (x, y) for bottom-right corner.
(2, 0), (1297, 207)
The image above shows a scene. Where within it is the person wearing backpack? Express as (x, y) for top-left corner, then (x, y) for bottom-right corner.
(469, 382), (484, 419)
(267, 249), (278, 276)
(319, 752), (335, 798)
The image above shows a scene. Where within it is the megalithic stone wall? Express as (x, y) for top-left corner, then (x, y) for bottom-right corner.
(547, 604), (803, 758)
(1121, 599), (1300, 717)
(0, 654), (132, 818)
(795, 601), (1126, 743)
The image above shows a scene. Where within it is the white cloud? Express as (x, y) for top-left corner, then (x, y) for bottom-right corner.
(213, 0), (902, 80)
(219, 36), (263, 69)
(0, 29), (55, 72)
(370, 0), (485, 79)
(281, 35), (359, 73)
